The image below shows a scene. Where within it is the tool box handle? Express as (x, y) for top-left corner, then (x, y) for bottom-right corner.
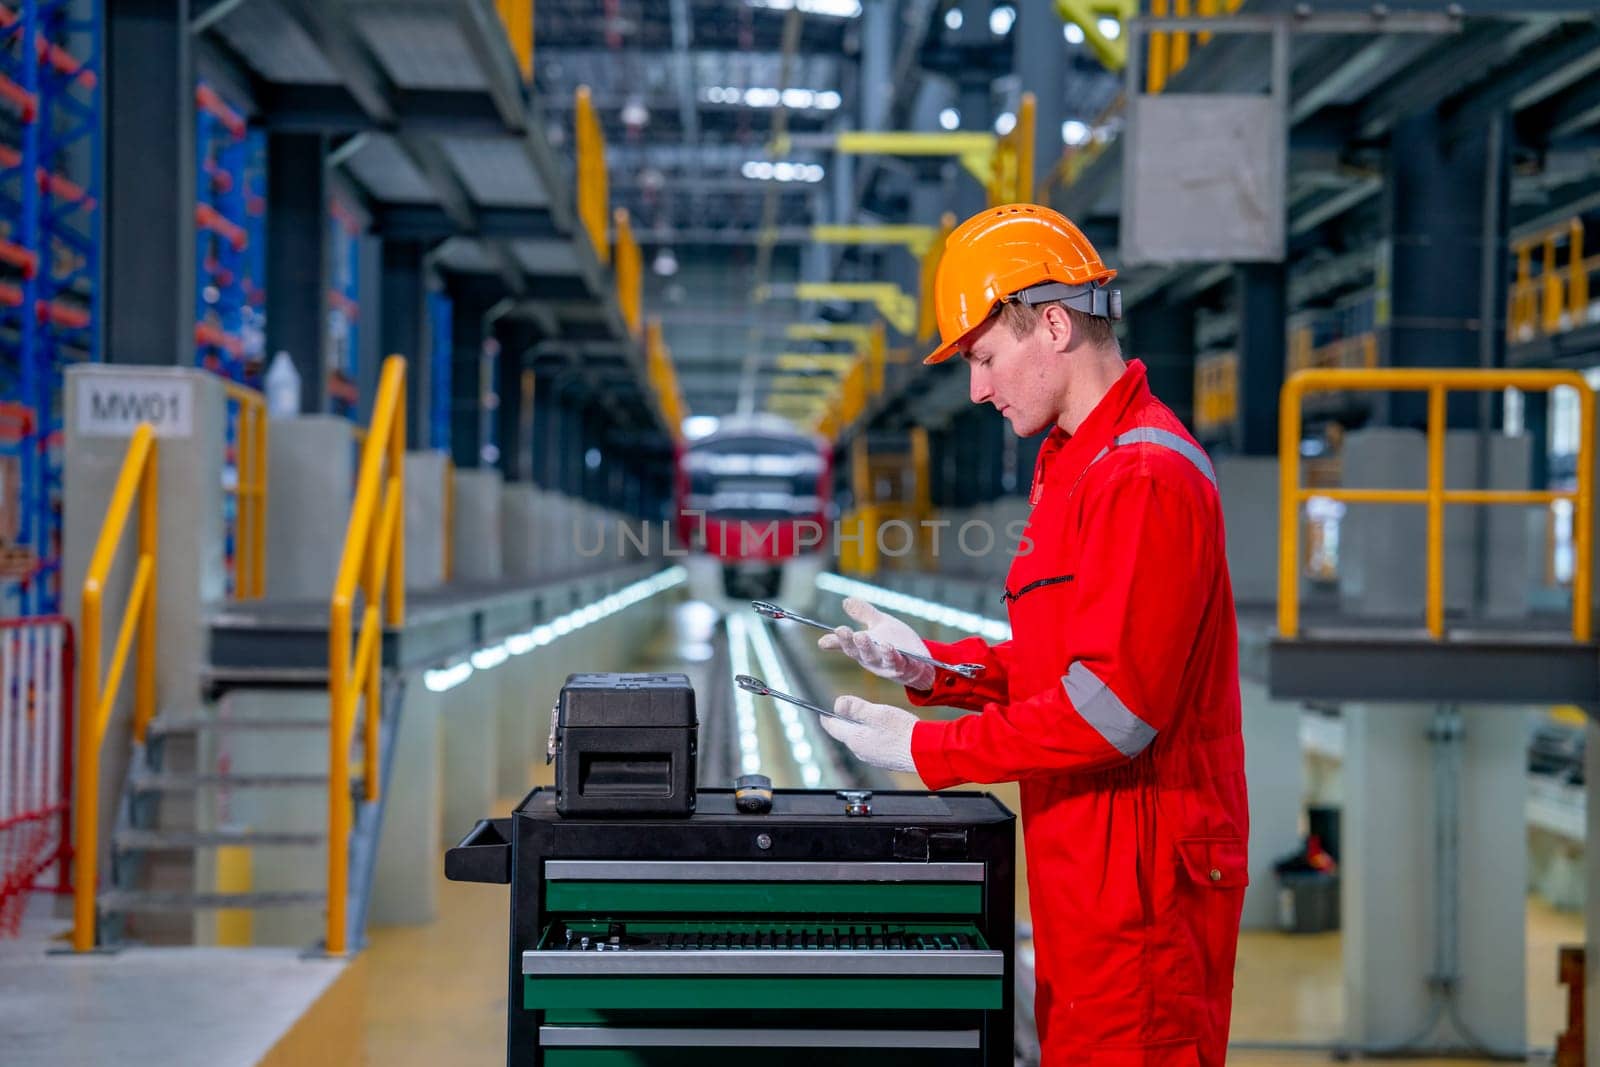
(445, 817), (513, 884)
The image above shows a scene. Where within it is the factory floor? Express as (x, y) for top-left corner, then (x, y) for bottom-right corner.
(357, 603), (1584, 1064)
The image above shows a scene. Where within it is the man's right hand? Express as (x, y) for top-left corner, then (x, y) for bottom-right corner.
(817, 597), (936, 691)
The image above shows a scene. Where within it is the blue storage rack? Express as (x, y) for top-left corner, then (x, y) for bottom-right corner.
(0, 0), (101, 617)
(428, 288), (451, 454)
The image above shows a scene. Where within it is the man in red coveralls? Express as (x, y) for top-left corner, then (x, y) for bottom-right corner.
(818, 203), (1248, 1067)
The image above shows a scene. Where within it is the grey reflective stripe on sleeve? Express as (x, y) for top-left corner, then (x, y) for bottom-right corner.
(1112, 428), (1217, 486)
(1061, 662), (1156, 759)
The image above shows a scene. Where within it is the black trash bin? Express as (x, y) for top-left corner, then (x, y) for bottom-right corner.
(1277, 870), (1340, 934)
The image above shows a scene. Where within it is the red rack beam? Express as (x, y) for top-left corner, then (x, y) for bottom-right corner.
(195, 321), (243, 356)
(327, 289), (359, 320)
(0, 237), (38, 278)
(38, 298), (87, 330)
(0, 72), (38, 123)
(0, 144), (96, 209)
(195, 203), (247, 251)
(195, 84), (245, 139)
(0, 6), (95, 89)
(203, 160), (234, 193)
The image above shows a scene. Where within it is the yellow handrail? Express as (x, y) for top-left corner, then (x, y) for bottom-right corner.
(73, 424), (159, 952)
(1278, 368), (1594, 642)
(221, 382), (268, 599)
(614, 207), (642, 337)
(575, 86), (609, 266)
(326, 355), (407, 957)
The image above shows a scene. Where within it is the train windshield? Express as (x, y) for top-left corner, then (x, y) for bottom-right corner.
(683, 435), (825, 520)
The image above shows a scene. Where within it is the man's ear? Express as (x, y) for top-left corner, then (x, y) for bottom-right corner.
(1040, 303), (1075, 353)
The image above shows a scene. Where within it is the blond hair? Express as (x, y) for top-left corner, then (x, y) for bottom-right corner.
(996, 299), (1119, 351)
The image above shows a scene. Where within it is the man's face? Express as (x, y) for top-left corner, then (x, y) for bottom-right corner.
(962, 312), (1068, 437)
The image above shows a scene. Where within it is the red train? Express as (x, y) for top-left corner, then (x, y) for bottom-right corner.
(676, 414), (832, 608)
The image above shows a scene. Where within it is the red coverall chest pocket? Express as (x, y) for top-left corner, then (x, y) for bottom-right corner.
(1174, 835), (1249, 889)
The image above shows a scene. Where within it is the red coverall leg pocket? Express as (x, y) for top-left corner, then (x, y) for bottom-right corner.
(1171, 835), (1249, 1067)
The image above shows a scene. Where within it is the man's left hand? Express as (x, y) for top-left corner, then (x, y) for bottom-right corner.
(820, 695), (919, 774)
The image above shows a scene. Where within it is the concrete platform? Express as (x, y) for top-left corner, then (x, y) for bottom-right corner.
(1, 899), (362, 1067)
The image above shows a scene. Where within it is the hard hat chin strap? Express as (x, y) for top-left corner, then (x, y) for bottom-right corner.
(1009, 280), (1123, 321)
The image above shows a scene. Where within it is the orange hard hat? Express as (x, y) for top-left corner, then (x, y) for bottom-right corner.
(925, 203), (1120, 365)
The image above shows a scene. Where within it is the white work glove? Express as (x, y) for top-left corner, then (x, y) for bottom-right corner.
(820, 695), (918, 774)
(816, 597), (935, 691)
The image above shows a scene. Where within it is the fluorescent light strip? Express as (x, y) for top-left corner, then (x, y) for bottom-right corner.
(422, 566), (689, 693)
(815, 572), (1011, 643)
(744, 609), (826, 788)
(725, 613), (764, 776)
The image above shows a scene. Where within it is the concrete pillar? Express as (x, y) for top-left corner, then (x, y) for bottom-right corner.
(1342, 703), (1525, 1053)
(451, 468), (503, 583)
(370, 678), (442, 926)
(265, 416), (355, 600)
(106, 0), (195, 366)
(1216, 456), (1278, 608)
(1237, 673), (1302, 931)
(440, 666), (498, 848)
(63, 365), (226, 883)
(496, 650), (539, 798)
(502, 484), (539, 580)
(1339, 428), (1428, 619)
(266, 133), (330, 412)
(404, 451), (448, 590)
(1339, 427), (1531, 619)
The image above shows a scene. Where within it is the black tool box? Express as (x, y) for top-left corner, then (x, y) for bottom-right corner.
(550, 672), (698, 818)
(447, 787), (1017, 1067)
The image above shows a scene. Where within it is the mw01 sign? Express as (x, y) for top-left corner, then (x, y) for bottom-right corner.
(78, 377), (195, 438)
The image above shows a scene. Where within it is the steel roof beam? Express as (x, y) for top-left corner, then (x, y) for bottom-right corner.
(375, 205), (562, 242)
(1443, 23), (1600, 140)
(456, 0), (576, 235)
(258, 86), (510, 135)
(1356, 18), (1559, 139)
(1541, 74), (1600, 141)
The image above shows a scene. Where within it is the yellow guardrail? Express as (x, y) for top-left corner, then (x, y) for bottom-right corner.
(917, 213), (957, 345)
(326, 355), (407, 957)
(575, 86), (609, 266)
(646, 319), (687, 437)
(1194, 352), (1237, 436)
(73, 423), (159, 951)
(1278, 368), (1594, 642)
(1144, 0), (1244, 93)
(986, 92), (1035, 206)
(493, 0), (533, 82)
(614, 207), (642, 338)
(221, 382), (267, 600)
(1510, 217), (1595, 344)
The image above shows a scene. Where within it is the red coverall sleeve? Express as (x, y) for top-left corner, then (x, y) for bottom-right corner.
(905, 635), (1016, 711)
(911, 457), (1214, 788)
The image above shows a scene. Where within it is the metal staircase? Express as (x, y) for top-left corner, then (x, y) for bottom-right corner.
(98, 675), (405, 950)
